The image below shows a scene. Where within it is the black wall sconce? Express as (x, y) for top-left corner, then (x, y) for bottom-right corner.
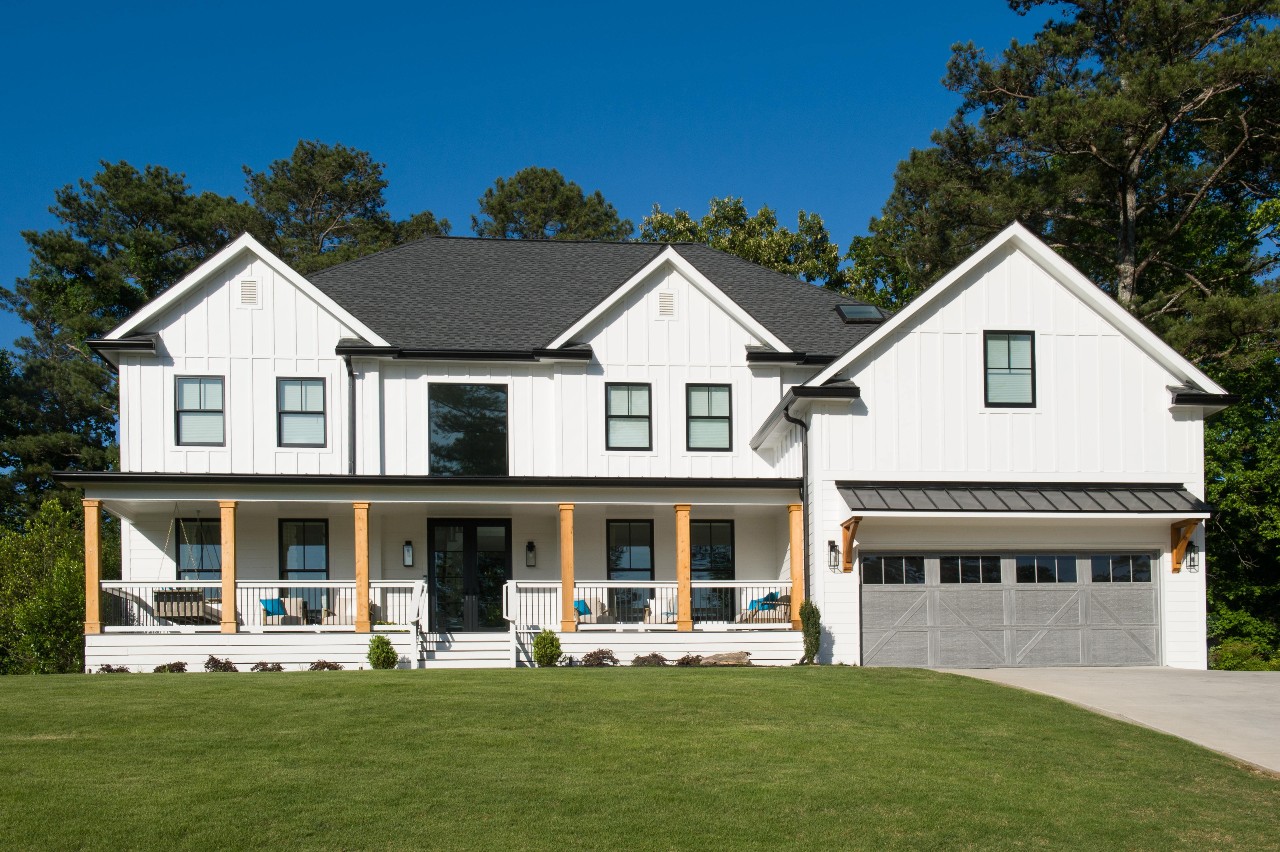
(827, 540), (839, 570)
(402, 540), (414, 568)
(526, 541), (537, 568)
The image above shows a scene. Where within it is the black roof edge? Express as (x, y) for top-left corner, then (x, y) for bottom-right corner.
(1171, 390), (1239, 406)
(835, 480), (1199, 491)
(52, 471), (801, 490)
(86, 336), (157, 352)
(745, 350), (836, 365)
(334, 346), (595, 362)
(791, 384), (861, 400)
(531, 347), (593, 361)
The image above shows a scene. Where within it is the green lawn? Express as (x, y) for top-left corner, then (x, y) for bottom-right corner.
(1, 668), (1277, 851)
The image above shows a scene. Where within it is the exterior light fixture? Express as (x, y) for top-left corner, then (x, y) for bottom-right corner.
(402, 540), (414, 568)
(526, 541), (537, 568)
(828, 540), (839, 570)
(1185, 541), (1200, 573)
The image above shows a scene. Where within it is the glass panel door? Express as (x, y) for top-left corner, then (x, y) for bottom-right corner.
(429, 520), (511, 632)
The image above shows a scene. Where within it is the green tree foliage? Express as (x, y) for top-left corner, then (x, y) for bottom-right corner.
(851, 1), (1280, 652)
(472, 166), (632, 241)
(642, 197), (847, 289)
(0, 501), (87, 674)
(245, 140), (449, 273)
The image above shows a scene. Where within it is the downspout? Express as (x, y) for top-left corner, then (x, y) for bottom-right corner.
(343, 354), (357, 475)
(781, 403), (810, 599)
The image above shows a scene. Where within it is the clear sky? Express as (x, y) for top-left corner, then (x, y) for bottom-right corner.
(0, 1), (1050, 351)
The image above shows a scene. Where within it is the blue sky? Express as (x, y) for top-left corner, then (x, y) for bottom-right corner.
(0, 1), (1050, 351)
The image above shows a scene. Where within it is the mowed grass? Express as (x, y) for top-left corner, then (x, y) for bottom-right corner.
(1, 668), (1277, 851)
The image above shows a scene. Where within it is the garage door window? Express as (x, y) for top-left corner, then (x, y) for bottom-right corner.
(862, 555), (925, 585)
(1015, 553), (1077, 583)
(939, 555), (1001, 583)
(1091, 554), (1152, 583)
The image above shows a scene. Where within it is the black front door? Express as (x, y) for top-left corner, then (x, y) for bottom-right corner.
(428, 519), (512, 632)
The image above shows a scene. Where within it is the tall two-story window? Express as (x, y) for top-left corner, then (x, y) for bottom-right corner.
(429, 384), (508, 476)
(175, 377), (224, 446)
(277, 378), (326, 447)
(176, 518), (221, 580)
(687, 384), (732, 451)
(606, 383), (651, 450)
(984, 331), (1036, 407)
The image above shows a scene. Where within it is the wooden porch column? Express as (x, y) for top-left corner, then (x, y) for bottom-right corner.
(559, 503), (576, 632)
(83, 499), (102, 635)
(219, 501), (238, 633)
(354, 502), (371, 633)
(675, 504), (692, 632)
(788, 503), (805, 629)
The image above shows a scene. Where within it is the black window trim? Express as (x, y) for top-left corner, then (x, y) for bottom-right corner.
(174, 375), (226, 447)
(175, 517), (222, 581)
(605, 518), (656, 581)
(686, 383), (733, 453)
(277, 518), (330, 581)
(690, 518), (736, 579)
(983, 330), (1037, 409)
(427, 381), (511, 476)
(276, 377), (328, 449)
(605, 382), (653, 452)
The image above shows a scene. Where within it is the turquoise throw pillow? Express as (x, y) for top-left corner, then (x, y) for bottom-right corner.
(573, 599), (590, 616)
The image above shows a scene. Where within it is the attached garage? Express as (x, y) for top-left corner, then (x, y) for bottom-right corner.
(837, 482), (1210, 668)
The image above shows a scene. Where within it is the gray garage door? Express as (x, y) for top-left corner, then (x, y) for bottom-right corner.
(861, 552), (1159, 667)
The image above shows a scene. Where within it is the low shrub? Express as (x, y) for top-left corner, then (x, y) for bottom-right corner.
(97, 664), (131, 674)
(800, 599), (821, 664)
(580, 648), (619, 667)
(250, 662), (285, 672)
(153, 662), (187, 673)
(204, 655), (239, 673)
(675, 654), (703, 667)
(532, 629), (563, 667)
(1209, 638), (1280, 671)
(367, 635), (399, 669)
(309, 660), (343, 671)
(631, 653), (667, 667)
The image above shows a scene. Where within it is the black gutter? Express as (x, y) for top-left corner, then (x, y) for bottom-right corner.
(86, 336), (157, 372)
(334, 344), (594, 362)
(1171, 391), (1239, 406)
(745, 351), (836, 366)
(792, 384), (860, 399)
(53, 471), (803, 489)
(342, 354), (357, 475)
(780, 403), (811, 604)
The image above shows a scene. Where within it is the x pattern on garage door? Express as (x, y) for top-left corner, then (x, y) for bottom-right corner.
(861, 553), (1159, 667)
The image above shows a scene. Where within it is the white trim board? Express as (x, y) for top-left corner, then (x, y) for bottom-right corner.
(808, 223), (1227, 395)
(106, 233), (390, 347)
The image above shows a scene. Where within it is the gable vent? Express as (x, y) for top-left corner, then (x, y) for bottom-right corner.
(657, 290), (676, 319)
(238, 279), (259, 307)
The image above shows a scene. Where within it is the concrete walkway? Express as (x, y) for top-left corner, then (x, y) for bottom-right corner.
(949, 667), (1280, 774)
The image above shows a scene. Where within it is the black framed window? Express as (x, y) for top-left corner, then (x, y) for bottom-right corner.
(862, 555), (925, 585)
(175, 376), (224, 446)
(939, 555), (1002, 584)
(691, 520), (735, 581)
(428, 383), (508, 476)
(278, 378), (326, 447)
(1091, 554), (1153, 583)
(984, 331), (1035, 407)
(606, 383), (651, 450)
(279, 520), (329, 581)
(176, 518), (221, 581)
(1015, 553), (1077, 583)
(606, 520), (654, 581)
(687, 384), (732, 451)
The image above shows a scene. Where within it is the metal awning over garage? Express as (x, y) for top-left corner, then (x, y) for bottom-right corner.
(837, 481), (1209, 516)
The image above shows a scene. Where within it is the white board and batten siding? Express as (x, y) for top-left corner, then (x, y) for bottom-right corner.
(805, 245), (1208, 668)
(118, 251), (355, 475)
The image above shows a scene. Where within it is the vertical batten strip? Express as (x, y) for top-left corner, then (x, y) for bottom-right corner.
(354, 502), (371, 632)
(219, 501), (238, 633)
(83, 499), (102, 636)
(559, 503), (576, 632)
(788, 503), (805, 629)
(675, 504), (692, 631)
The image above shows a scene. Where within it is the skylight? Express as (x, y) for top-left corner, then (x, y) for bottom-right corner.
(836, 304), (885, 322)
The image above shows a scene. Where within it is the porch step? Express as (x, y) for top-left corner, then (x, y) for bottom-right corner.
(418, 632), (513, 668)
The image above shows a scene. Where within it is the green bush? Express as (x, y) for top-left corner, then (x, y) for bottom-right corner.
(0, 501), (86, 674)
(1209, 638), (1280, 671)
(250, 662), (285, 672)
(367, 635), (398, 669)
(204, 655), (238, 673)
(153, 662), (187, 673)
(531, 629), (562, 667)
(580, 648), (619, 667)
(631, 653), (667, 667)
(800, 599), (821, 664)
(97, 664), (131, 674)
(309, 660), (343, 671)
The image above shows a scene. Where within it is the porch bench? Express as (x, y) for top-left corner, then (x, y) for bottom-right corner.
(154, 590), (220, 625)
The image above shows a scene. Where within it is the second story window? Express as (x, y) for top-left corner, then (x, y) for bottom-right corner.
(429, 383), (508, 476)
(175, 376), (224, 446)
(687, 384), (731, 451)
(278, 379), (327, 447)
(606, 383), (651, 450)
(984, 331), (1035, 407)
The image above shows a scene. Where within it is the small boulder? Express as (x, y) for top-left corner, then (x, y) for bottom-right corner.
(700, 651), (752, 666)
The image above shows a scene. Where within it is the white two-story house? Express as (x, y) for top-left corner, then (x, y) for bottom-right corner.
(63, 224), (1232, 670)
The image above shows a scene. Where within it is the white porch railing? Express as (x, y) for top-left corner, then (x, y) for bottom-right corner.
(99, 581), (417, 633)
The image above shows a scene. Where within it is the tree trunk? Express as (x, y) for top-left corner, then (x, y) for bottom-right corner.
(1116, 176), (1139, 307)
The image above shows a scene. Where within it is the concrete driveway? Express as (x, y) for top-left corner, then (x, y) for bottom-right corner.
(949, 667), (1280, 774)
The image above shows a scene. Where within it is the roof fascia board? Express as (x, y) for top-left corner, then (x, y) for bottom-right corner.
(808, 223), (1228, 396)
(106, 233), (390, 347)
(547, 246), (790, 352)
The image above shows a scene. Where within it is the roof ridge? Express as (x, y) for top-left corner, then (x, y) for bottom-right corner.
(671, 243), (870, 305)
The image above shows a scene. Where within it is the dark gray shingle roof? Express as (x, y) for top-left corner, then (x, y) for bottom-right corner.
(308, 237), (878, 356)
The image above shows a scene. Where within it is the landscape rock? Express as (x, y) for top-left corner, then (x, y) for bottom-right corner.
(699, 651), (752, 666)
